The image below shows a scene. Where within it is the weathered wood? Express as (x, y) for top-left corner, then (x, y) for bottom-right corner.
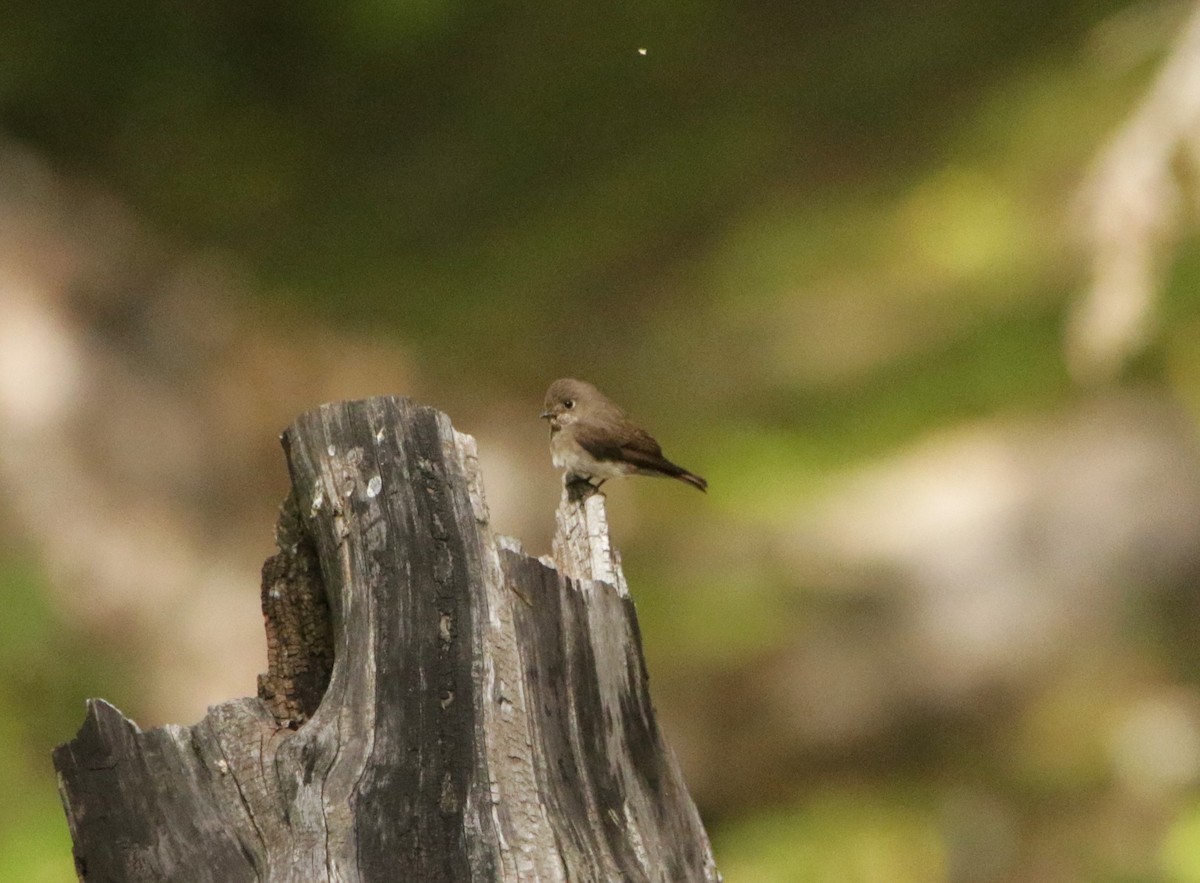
(53, 396), (720, 882)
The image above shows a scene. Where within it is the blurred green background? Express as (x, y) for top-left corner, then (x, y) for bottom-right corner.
(4, 0), (1200, 880)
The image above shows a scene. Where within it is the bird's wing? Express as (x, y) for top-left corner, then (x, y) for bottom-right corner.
(573, 419), (648, 460)
(575, 417), (707, 490)
(575, 421), (678, 471)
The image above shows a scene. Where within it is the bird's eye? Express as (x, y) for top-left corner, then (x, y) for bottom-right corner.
(564, 399), (574, 409)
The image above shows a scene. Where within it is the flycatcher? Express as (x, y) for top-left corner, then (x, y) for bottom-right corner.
(540, 378), (707, 492)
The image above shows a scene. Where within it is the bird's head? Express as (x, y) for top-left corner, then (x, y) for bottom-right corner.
(540, 378), (598, 429)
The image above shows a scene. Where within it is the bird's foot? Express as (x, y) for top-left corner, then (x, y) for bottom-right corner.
(565, 473), (605, 502)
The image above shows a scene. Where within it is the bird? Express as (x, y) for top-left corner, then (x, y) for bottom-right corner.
(540, 378), (707, 492)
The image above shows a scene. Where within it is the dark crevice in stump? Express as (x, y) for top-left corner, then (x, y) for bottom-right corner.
(258, 494), (334, 727)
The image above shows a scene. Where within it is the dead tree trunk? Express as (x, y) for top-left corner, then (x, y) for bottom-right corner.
(52, 397), (721, 883)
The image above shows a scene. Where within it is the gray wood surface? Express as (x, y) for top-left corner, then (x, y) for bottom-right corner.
(53, 397), (720, 882)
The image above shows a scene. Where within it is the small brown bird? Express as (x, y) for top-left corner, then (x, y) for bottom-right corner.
(540, 378), (707, 492)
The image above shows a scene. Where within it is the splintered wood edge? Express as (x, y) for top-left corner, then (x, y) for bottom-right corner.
(550, 488), (629, 598)
(449, 427), (491, 526)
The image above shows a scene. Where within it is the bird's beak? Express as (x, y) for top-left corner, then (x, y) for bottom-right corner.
(539, 410), (553, 420)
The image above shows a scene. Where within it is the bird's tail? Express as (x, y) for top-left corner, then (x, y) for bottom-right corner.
(630, 452), (708, 492)
(675, 470), (708, 492)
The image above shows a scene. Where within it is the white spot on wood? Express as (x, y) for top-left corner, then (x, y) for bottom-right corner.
(366, 475), (382, 498)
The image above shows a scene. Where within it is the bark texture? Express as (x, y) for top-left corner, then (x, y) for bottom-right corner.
(53, 396), (720, 883)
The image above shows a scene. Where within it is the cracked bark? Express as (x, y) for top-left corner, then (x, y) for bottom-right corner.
(52, 396), (720, 883)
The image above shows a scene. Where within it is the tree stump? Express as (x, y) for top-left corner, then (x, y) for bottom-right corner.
(52, 397), (721, 882)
